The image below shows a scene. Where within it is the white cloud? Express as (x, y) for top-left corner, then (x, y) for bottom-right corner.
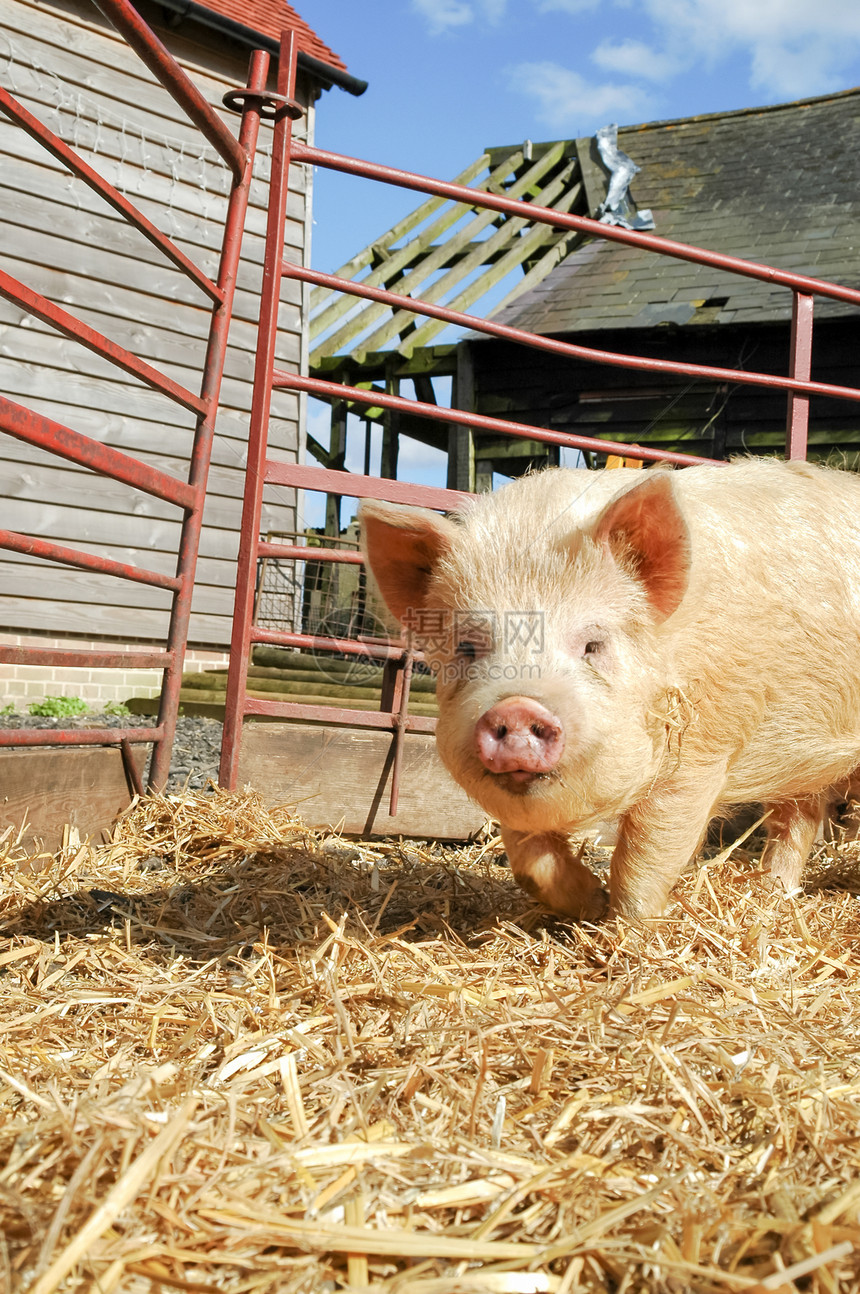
(411, 0), (506, 35)
(591, 38), (679, 83)
(641, 0), (860, 97)
(508, 61), (654, 131)
(411, 0), (473, 33)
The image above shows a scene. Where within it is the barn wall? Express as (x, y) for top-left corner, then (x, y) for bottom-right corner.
(0, 0), (313, 654)
(467, 319), (860, 466)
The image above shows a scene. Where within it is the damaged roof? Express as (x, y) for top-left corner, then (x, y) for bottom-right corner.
(491, 87), (860, 337)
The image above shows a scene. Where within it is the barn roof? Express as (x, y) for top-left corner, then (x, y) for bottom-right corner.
(491, 87), (860, 336)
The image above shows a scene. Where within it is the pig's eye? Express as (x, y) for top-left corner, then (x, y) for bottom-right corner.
(582, 636), (605, 658)
(455, 640), (478, 660)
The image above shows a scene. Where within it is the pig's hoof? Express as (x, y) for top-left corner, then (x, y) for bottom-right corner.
(760, 872), (804, 899)
(569, 885), (609, 923)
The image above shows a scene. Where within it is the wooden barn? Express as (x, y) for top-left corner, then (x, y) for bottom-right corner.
(310, 87), (860, 495)
(0, 0), (363, 706)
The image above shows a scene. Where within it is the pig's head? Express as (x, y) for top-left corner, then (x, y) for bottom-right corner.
(360, 469), (691, 834)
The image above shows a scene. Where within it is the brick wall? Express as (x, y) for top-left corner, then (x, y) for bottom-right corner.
(0, 633), (228, 711)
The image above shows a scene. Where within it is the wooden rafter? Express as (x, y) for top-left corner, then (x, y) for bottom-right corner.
(309, 139), (589, 370)
(307, 139), (595, 492)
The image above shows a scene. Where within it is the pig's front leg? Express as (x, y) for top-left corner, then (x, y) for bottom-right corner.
(609, 771), (726, 920)
(500, 826), (608, 920)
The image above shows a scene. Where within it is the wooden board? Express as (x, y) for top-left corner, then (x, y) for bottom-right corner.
(237, 723), (487, 841)
(0, 744), (149, 853)
(0, 0), (311, 649)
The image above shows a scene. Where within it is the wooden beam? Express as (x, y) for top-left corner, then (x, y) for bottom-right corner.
(485, 139), (577, 170)
(310, 151), (520, 355)
(324, 402), (347, 537)
(380, 369), (400, 480)
(354, 143), (571, 358)
(449, 343), (476, 492)
(309, 154), (490, 311)
(399, 171), (584, 356)
(312, 346), (458, 383)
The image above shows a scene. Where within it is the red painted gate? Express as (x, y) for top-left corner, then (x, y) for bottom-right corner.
(0, 1), (291, 793)
(218, 38), (860, 828)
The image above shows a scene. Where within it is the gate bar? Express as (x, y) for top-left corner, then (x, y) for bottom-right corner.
(0, 530), (181, 592)
(787, 292), (815, 460)
(3, 726), (163, 747)
(0, 395), (196, 510)
(264, 461), (471, 509)
(294, 142), (860, 309)
(0, 84), (221, 302)
(149, 47), (270, 788)
(292, 263), (860, 408)
(0, 268), (207, 415)
(0, 647), (170, 669)
(93, 0), (246, 183)
(220, 32), (303, 792)
(273, 372), (716, 467)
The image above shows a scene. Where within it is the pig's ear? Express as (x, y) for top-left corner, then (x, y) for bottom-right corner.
(593, 474), (690, 620)
(359, 500), (456, 624)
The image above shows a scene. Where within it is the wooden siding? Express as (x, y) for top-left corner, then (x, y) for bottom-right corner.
(466, 320), (860, 466)
(0, 0), (311, 645)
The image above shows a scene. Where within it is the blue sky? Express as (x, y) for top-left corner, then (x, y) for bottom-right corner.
(296, 0), (860, 525)
(307, 0), (860, 273)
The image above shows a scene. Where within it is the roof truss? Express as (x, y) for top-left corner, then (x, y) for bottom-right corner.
(309, 139), (591, 370)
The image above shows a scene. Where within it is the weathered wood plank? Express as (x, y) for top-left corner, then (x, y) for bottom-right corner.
(0, 595), (228, 645)
(0, 190), (305, 309)
(0, 373), (299, 459)
(0, 485), (296, 562)
(0, 351), (299, 429)
(1, 544), (240, 596)
(0, 269), (301, 371)
(0, 0), (307, 648)
(0, 411), (220, 473)
(0, 491), (269, 562)
(0, 565), (216, 614)
(0, 278), (299, 373)
(0, 744), (149, 853)
(310, 148), (528, 352)
(0, 247), (301, 347)
(0, 146), (276, 255)
(237, 723), (486, 841)
(0, 108), (308, 253)
(1, 460), (252, 523)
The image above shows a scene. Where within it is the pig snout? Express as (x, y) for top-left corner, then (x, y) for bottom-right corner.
(474, 697), (565, 779)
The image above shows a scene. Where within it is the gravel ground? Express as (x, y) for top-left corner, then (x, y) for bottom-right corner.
(0, 713), (224, 793)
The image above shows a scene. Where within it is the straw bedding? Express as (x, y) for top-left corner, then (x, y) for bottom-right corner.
(2, 789), (860, 1293)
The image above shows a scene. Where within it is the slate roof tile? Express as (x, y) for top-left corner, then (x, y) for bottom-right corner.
(493, 88), (860, 335)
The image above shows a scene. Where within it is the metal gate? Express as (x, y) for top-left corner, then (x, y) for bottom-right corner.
(0, 0), (287, 792)
(219, 39), (860, 825)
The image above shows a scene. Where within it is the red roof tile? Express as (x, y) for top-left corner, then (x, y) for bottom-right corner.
(199, 0), (347, 72)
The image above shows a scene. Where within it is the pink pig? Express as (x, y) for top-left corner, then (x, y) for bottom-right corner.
(360, 459), (860, 921)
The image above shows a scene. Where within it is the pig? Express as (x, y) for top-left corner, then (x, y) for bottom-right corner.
(359, 458), (860, 921)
